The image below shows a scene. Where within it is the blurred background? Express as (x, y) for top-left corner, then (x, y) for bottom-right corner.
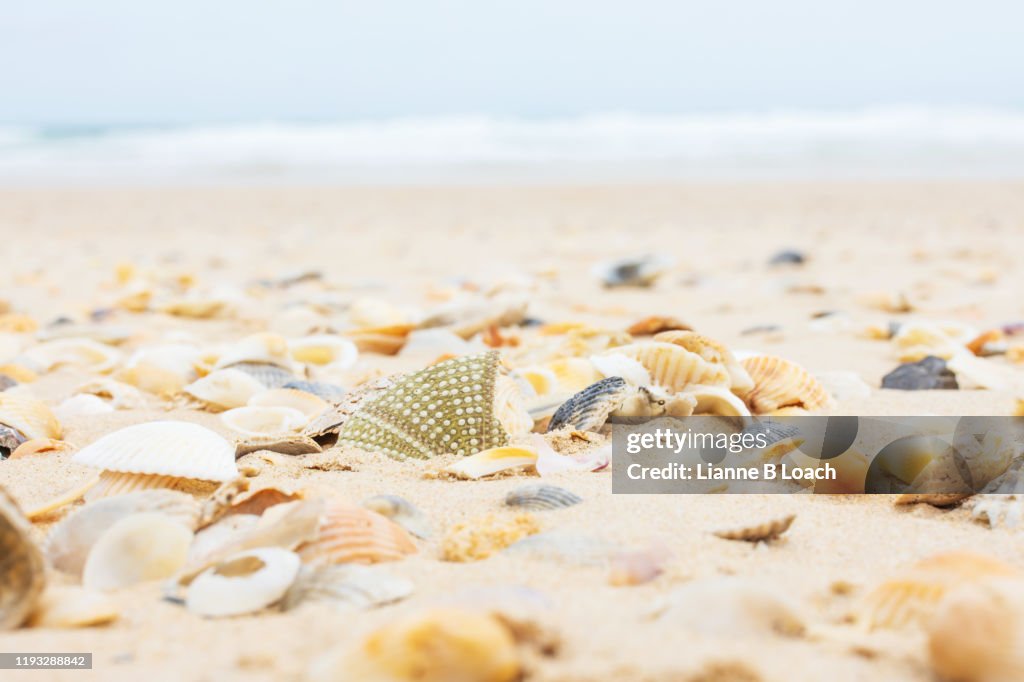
(3, 0), (1024, 183)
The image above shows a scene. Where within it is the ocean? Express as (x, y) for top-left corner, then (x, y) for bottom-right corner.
(3, 108), (1024, 184)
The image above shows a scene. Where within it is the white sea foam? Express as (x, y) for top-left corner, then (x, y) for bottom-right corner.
(3, 108), (1024, 183)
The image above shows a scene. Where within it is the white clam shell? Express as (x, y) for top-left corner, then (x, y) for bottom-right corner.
(288, 335), (358, 370)
(215, 333), (295, 370)
(183, 369), (265, 411)
(589, 353), (652, 387)
(55, 394), (114, 421)
(72, 421), (238, 481)
(82, 512), (194, 591)
(21, 338), (122, 373)
(220, 406), (309, 436)
(125, 344), (203, 382)
(186, 548), (301, 617)
(246, 389), (327, 419)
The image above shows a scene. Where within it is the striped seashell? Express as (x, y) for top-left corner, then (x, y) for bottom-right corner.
(445, 446), (538, 479)
(713, 513), (795, 542)
(298, 501), (417, 566)
(547, 376), (630, 432)
(225, 361), (297, 388)
(21, 338), (122, 374)
(0, 487), (45, 629)
(247, 388), (327, 419)
(607, 342), (731, 392)
(0, 393), (62, 440)
(83, 471), (212, 503)
(183, 368), (265, 411)
(281, 563), (414, 611)
(493, 374), (534, 440)
(361, 495), (432, 539)
(653, 330), (754, 394)
(186, 548), (301, 617)
(505, 484), (582, 511)
(282, 380), (347, 402)
(215, 333), (295, 370)
(740, 355), (834, 414)
(45, 490), (200, 576)
(858, 551), (1021, 630)
(684, 385), (752, 417)
(287, 334), (358, 370)
(82, 512), (194, 591)
(221, 406), (309, 436)
(337, 351), (509, 460)
(73, 421), (238, 481)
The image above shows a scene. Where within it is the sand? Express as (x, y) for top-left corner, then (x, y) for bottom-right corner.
(1, 183), (1024, 681)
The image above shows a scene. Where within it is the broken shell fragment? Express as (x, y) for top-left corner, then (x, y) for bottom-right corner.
(9, 438), (69, 459)
(247, 388), (328, 419)
(288, 335), (358, 370)
(215, 333), (295, 370)
(361, 494), (432, 539)
(186, 548), (301, 618)
(504, 484), (582, 511)
(282, 564), (414, 612)
(713, 513), (795, 542)
(235, 434), (322, 458)
(21, 338), (122, 374)
(741, 355), (834, 414)
(27, 586), (119, 628)
(592, 254), (673, 288)
(684, 385), (751, 417)
(0, 488), (46, 629)
(220, 406), (309, 436)
(446, 447), (538, 479)
(653, 330), (754, 394)
(82, 512), (194, 591)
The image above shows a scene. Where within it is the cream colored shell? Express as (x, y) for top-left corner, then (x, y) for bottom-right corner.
(606, 342), (730, 392)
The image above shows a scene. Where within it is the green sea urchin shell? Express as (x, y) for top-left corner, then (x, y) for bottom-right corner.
(337, 352), (508, 460)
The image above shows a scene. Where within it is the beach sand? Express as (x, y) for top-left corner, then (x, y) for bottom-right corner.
(1, 183), (1024, 681)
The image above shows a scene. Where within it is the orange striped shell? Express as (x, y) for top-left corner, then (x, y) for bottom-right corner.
(740, 355), (834, 414)
(298, 501), (417, 565)
(607, 342), (730, 392)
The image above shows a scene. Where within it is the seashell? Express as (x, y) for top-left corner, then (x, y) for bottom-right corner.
(0, 313), (38, 333)
(183, 368), (265, 411)
(0, 362), (37, 383)
(21, 338), (122, 374)
(967, 329), (1007, 357)
(361, 495), (432, 539)
(608, 342), (731, 392)
(592, 254), (673, 288)
(82, 512), (194, 591)
(504, 484), (582, 511)
(0, 393), (62, 441)
(302, 375), (396, 439)
(713, 513), (795, 542)
(858, 290), (913, 313)
(881, 355), (959, 390)
(221, 405), (309, 436)
(224, 361), (296, 388)
(75, 378), (145, 409)
(281, 564), (414, 611)
(45, 490), (200, 576)
(442, 513), (540, 562)
(337, 351), (509, 460)
(626, 315), (692, 336)
(512, 366), (558, 397)
(186, 548), (301, 618)
(213, 484), (305, 520)
(547, 376), (631, 432)
(215, 333), (295, 370)
(73, 421), (238, 481)
(653, 330), (754, 394)
(27, 585), (119, 628)
(927, 579), (1024, 682)
(82, 470), (212, 504)
(892, 322), (965, 362)
(504, 531), (614, 566)
(589, 353), (652, 387)
(160, 296), (230, 319)
(948, 353), (1024, 391)
(346, 325), (414, 356)
(0, 488), (45, 629)
(318, 608), (521, 682)
(348, 297), (413, 328)
(815, 370), (872, 401)
(858, 551), (1020, 630)
(418, 296), (527, 340)
(683, 385), (751, 417)
(298, 501), (417, 566)
(545, 357), (602, 392)
(608, 544), (671, 586)
(493, 374), (533, 440)
(125, 343), (204, 381)
(446, 446), (538, 479)
(741, 355), (834, 414)
(0, 424), (25, 459)
(235, 434), (323, 458)
(248, 388), (327, 419)
(9, 438), (69, 459)
(397, 328), (476, 359)
(652, 577), (805, 638)
(55, 394), (114, 421)
(282, 380), (347, 402)
(288, 335), (358, 370)
(115, 362), (188, 395)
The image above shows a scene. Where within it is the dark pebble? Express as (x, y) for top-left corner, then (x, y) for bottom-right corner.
(769, 249), (806, 266)
(881, 356), (958, 390)
(0, 374), (15, 392)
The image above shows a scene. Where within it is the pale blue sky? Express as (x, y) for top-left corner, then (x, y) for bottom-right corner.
(2, 0), (1023, 124)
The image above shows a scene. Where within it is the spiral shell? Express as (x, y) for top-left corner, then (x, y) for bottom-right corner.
(0, 488), (45, 629)
(607, 342), (730, 392)
(740, 355), (834, 414)
(504, 484), (582, 511)
(298, 501), (417, 566)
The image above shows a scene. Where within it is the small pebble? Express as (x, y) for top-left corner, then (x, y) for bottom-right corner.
(881, 356), (958, 390)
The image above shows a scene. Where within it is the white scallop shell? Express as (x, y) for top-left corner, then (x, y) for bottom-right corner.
(186, 548), (301, 617)
(288, 335), (358, 370)
(55, 394), (114, 421)
(82, 512), (194, 591)
(72, 421), (238, 481)
(21, 338), (122, 374)
(247, 389), (327, 419)
(221, 406), (309, 436)
(215, 333), (295, 370)
(124, 344), (203, 382)
(183, 368), (266, 411)
(75, 378), (145, 409)
(0, 394), (62, 440)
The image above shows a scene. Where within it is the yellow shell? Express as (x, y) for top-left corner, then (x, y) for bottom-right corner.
(544, 357), (602, 392)
(892, 322), (964, 362)
(331, 608), (521, 682)
(858, 551), (1021, 630)
(0, 394), (62, 440)
(0, 363), (38, 383)
(607, 342), (730, 392)
(115, 363), (188, 396)
(441, 513), (540, 562)
(287, 334), (358, 369)
(298, 501), (417, 566)
(740, 355), (834, 414)
(445, 447), (538, 480)
(653, 330), (754, 394)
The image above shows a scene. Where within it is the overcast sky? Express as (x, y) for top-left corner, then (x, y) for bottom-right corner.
(3, 0), (1023, 124)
